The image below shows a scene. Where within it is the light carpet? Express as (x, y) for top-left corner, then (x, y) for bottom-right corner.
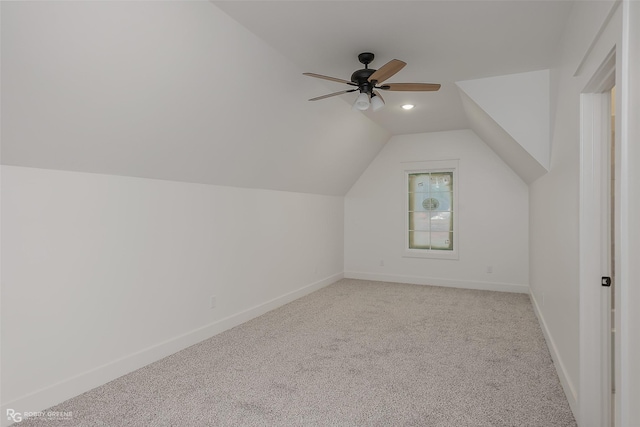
(19, 279), (576, 426)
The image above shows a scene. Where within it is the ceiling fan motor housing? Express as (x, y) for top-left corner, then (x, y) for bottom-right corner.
(351, 68), (376, 94)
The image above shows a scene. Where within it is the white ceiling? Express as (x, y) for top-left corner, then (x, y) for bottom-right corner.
(213, 0), (575, 135)
(1, 1), (576, 196)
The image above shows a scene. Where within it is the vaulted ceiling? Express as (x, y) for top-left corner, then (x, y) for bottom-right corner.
(214, 1), (574, 135)
(1, 1), (575, 195)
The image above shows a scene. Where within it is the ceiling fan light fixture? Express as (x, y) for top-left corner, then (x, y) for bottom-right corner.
(402, 104), (415, 110)
(354, 92), (370, 111)
(371, 94), (385, 111)
(304, 53), (440, 112)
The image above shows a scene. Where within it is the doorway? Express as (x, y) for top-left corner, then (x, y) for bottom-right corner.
(579, 49), (618, 427)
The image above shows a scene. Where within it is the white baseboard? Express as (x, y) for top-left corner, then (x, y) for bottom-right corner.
(344, 271), (529, 294)
(1, 273), (343, 427)
(529, 291), (579, 421)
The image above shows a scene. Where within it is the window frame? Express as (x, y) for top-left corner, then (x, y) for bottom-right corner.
(402, 160), (459, 260)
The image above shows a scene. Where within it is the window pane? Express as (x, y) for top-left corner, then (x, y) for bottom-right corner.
(409, 231), (431, 249)
(409, 173), (431, 212)
(429, 172), (453, 192)
(430, 212), (452, 232)
(409, 191), (430, 212)
(430, 232), (453, 250)
(408, 173), (430, 193)
(411, 195), (440, 212)
(427, 191), (453, 212)
(409, 212), (430, 231)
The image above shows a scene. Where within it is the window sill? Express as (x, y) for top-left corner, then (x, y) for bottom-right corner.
(402, 249), (459, 260)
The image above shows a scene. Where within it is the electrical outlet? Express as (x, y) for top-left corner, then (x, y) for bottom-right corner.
(210, 295), (217, 309)
(379, 260), (384, 267)
(486, 266), (493, 273)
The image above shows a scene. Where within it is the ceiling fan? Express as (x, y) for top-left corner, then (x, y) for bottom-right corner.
(303, 52), (440, 111)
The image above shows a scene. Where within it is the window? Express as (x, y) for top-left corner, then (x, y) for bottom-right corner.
(403, 160), (458, 259)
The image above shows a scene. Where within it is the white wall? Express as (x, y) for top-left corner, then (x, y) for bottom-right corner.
(0, 1), (390, 196)
(344, 129), (529, 293)
(528, 0), (621, 420)
(0, 166), (344, 417)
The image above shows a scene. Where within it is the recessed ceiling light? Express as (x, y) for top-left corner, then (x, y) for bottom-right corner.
(402, 104), (415, 110)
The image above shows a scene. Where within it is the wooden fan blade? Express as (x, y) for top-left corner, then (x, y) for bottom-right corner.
(309, 89), (357, 101)
(303, 73), (356, 86)
(368, 59), (406, 84)
(373, 90), (385, 103)
(378, 83), (441, 91)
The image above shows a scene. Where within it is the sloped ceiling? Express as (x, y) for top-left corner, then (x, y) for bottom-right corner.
(458, 91), (548, 184)
(457, 70), (551, 168)
(214, 1), (574, 136)
(1, 1), (575, 194)
(457, 69), (551, 183)
(0, 1), (390, 196)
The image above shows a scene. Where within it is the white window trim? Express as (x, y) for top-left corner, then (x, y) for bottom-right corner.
(402, 160), (459, 260)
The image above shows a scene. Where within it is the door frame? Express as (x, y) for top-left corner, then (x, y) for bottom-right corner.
(579, 49), (617, 427)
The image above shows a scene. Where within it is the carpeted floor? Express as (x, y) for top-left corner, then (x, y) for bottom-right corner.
(19, 279), (577, 426)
